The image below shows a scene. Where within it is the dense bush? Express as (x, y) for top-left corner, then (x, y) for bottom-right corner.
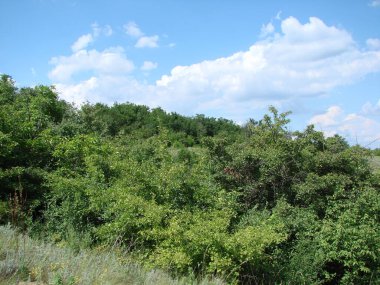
(1, 75), (379, 284)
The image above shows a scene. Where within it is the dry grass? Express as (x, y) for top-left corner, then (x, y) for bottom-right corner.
(0, 225), (225, 285)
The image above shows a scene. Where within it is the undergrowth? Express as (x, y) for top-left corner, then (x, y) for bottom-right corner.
(0, 225), (225, 285)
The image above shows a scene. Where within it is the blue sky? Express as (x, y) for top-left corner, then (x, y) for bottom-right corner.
(1, 0), (380, 147)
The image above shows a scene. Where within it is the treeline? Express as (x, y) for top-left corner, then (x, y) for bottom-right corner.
(0, 74), (379, 284)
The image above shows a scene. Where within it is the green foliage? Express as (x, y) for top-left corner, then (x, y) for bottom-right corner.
(0, 76), (72, 224)
(373, 148), (380, 156)
(92, 132), (236, 249)
(0, 225), (224, 285)
(315, 187), (380, 284)
(44, 174), (94, 244)
(78, 101), (241, 142)
(1, 76), (379, 284)
(148, 209), (233, 274)
(282, 187), (380, 284)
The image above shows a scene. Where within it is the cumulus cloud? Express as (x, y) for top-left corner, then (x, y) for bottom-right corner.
(153, 17), (380, 112)
(55, 77), (99, 104)
(124, 22), (144, 38)
(135, 35), (159, 48)
(309, 106), (380, 146)
(141, 61), (158, 71)
(309, 106), (343, 127)
(51, 16), (380, 136)
(49, 47), (134, 82)
(55, 75), (155, 106)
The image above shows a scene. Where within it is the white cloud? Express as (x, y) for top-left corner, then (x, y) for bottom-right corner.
(309, 106), (380, 145)
(141, 61), (158, 71)
(51, 16), (380, 129)
(55, 75), (155, 106)
(362, 100), (380, 115)
(275, 11), (282, 20)
(135, 35), (159, 48)
(71, 34), (94, 52)
(369, 0), (380, 7)
(309, 106), (343, 127)
(92, 23), (113, 37)
(55, 77), (99, 104)
(153, 17), (380, 113)
(71, 24), (113, 52)
(151, 17), (380, 113)
(367, 38), (380, 50)
(49, 47), (134, 82)
(123, 21), (160, 48)
(124, 22), (144, 38)
(260, 22), (275, 38)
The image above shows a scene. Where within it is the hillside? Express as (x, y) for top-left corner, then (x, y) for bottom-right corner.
(0, 75), (379, 284)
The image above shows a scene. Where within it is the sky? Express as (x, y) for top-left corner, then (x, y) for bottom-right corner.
(1, 0), (380, 147)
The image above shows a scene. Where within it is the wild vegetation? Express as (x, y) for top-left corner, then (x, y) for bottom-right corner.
(0, 74), (379, 284)
(0, 225), (224, 285)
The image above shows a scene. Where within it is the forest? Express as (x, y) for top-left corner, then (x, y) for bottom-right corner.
(0, 74), (379, 284)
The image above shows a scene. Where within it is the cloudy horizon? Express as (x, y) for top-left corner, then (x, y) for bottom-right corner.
(1, 0), (380, 147)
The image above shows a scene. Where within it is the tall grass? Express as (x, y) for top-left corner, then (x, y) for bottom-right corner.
(0, 225), (225, 285)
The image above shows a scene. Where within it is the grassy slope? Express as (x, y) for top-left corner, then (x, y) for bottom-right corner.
(0, 226), (224, 285)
